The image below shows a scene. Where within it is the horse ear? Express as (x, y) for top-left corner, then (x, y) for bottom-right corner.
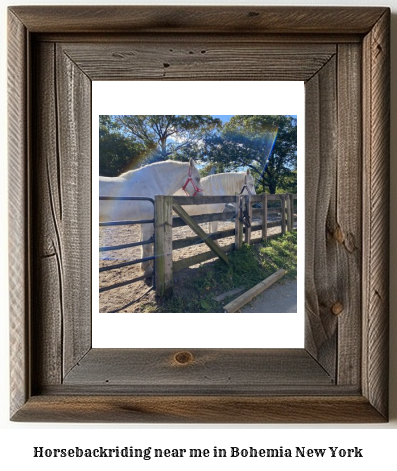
(189, 158), (194, 167)
(246, 169), (250, 175)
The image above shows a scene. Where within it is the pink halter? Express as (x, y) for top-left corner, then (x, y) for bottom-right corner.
(182, 166), (203, 197)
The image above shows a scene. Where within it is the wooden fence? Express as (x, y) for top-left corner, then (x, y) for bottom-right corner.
(155, 193), (297, 296)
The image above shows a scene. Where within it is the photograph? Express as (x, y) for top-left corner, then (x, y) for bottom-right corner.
(97, 114), (298, 315)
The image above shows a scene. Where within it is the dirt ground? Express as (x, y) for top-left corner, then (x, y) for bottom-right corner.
(99, 217), (282, 313)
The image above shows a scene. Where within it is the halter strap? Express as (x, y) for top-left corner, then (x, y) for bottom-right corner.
(239, 184), (254, 195)
(182, 166), (203, 197)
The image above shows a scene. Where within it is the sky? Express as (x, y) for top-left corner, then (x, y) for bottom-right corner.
(212, 114), (233, 123)
(212, 115), (297, 122)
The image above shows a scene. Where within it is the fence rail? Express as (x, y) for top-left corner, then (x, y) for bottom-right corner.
(155, 193), (297, 296)
(98, 193), (297, 300)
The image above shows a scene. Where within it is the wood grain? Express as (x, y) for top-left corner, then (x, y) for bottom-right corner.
(32, 42), (63, 388)
(304, 56), (338, 378)
(58, 43), (336, 82)
(335, 43), (362, 386)
(223, 269), (286, 313)
(32, 43), (92, 386)
(154, 196), (173, 297)
(8, 6), (390, 423)
(362, 9), (390, 419)
(12, 396), (385, 424)
(63, 349), (331, 388)
(9, 6), (387, 34)
(56, 45), (92, 377)
(8, 9), (30, 419)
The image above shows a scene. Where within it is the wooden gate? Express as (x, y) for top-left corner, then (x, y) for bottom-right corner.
(154, 193), (296, 297)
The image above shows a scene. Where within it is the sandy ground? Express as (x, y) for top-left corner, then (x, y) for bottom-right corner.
(99, 216), (283, 313)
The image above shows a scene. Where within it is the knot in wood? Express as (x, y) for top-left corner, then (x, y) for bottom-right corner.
(174, 351), (193, 365)
(331, 302), (344, 316)
(333, 225), (344, 244)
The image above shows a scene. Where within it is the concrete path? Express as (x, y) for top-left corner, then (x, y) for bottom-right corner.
(239, 279), (297, 313)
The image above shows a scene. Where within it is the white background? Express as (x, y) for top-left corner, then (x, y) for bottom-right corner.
(92, 81), (305, 348)
(1, 0), (396, 469)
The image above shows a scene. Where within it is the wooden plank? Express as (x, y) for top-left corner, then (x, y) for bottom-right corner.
(32, 41), (64, 387)
(235, 195), (243, 250)
(362, 10), (390, 419)
(172, 210), (235, 228)
(280, 194), (286, 235)
(172, 205), (282, 228)
(335, 43), (362, 387)
(262, 193), (268, 242)
(267, 194), (283, 201)
(173, 229), (235, 250)
(8, 10), (30, 417)
(174, 243), (235, 272)
(12, 394), (386, 424)
(9, 6), (388, 34)
(154, 196), (173, 297)
(305, 56), (338, 379)
(287, 194), (293, 232)
(56, 45), (92, 378)
(223, 269), (286, 313)
(244, 195), (252, 244)
(172, 202), (228, 264)
(56, 42), (335, 82)
(173, 221), (279, 252)
(63, 349), (332, 388)
(173, 195), (237, 205)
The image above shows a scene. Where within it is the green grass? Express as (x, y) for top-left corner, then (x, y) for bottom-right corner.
(145, 230), (297, 313)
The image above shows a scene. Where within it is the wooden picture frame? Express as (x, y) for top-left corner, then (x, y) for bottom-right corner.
(8, 6), (390, 423)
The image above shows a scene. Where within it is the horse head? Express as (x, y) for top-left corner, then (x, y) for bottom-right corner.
(241, 169), (256, 195)
(182, 158), (204, 197)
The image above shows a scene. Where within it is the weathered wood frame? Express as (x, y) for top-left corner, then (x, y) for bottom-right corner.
(8, 6), (390, 423)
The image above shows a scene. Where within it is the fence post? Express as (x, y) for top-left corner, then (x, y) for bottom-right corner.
(286, 193), (293, 232)
(235, 195), (243, 250)
(154, 195), (173, 297)
(293, 194), (297, 229)
(262, 193), (268, 243)
(280, 194), (286, 235)
(244, 195), (252, 244)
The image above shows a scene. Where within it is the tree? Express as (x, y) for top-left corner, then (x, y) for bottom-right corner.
(203, 115), (297, 194)
(99, 116), (146, 176)
(113, 115), (221, 164)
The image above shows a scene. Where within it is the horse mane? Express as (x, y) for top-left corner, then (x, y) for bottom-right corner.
(118, 159), (188, 178)
(202, 172), (247, 194)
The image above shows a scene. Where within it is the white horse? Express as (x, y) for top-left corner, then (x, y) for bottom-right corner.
(174, 169), (256, 232)
(137, 169), (256, 278)
(99, 159), (203, 277)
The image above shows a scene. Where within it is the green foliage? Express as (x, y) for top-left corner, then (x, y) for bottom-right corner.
(259, 231), (297, 279)
(113, 115), (221, 164)
(202, 115), (297, 194)
(99, 115), (146, 176)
